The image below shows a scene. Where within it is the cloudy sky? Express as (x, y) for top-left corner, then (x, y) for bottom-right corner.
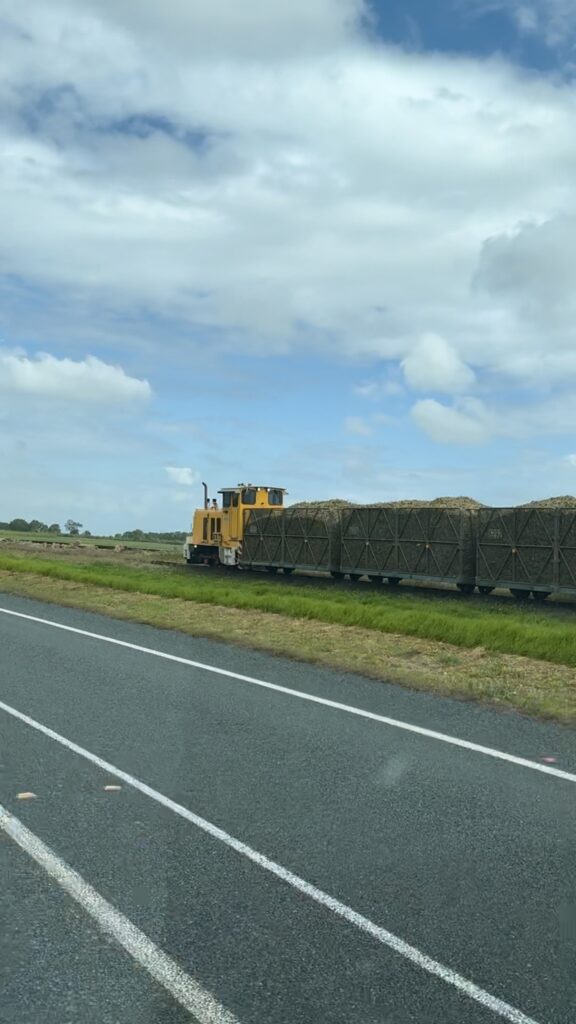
(2, 0), (576, 532)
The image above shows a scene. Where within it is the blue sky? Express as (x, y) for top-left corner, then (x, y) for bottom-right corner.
(370, 0), (567, 68)
(1, 0), (576, 532)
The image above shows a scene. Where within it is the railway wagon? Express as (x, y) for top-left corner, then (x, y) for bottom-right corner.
(338, 505), (477, 591)
(241, 506), (341, 574)
(476, 507), (576, 600)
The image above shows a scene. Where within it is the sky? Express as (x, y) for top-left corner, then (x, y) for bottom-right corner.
(1, 0), (576, 532)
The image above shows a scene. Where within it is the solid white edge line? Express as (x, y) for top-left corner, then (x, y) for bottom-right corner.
(0, 803), (239, 1024)
(0, 605), (574, 784)
(0, 699), (543, 1024)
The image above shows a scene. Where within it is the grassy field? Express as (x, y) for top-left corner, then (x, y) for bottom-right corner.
(1, 544), (575, 723)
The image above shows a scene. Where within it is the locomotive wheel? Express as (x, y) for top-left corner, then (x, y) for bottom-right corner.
(532, 590), (551, 602)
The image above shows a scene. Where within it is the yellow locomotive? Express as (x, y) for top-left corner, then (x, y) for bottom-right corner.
(184, 482), (286, 567)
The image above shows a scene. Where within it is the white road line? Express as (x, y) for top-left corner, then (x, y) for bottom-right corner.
(0, 803), (239, 1024)
(0, 604), (575, 784)
(0, 700), (543, 1024)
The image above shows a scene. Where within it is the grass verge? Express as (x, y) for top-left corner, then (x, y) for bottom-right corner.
(2, 553), (576, 666)
(0, 562), (575, 724)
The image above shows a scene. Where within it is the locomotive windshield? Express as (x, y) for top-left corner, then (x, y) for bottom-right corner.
(222, 491), (239, 508)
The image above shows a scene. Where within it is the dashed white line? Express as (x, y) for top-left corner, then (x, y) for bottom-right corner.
(0, 803), (239, 1024)
(0, 605), (574, 783)
(0, 699), (544, 1024)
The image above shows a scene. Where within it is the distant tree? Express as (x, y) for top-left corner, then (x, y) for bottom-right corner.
(105, 528), (186, 543)
(9, 518), (29, 532)
(82, 530), (92, 537)
(47, 523), (61, 534)
(29, 520), (48, 533)
(65, 519), (83, 536)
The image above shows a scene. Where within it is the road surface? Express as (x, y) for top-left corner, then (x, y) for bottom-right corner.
(1, 592), (575, 1024)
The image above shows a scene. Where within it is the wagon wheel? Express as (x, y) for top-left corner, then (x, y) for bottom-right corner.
(330, 571), (344, 580)
(478, 586), (494, 595)
(457, 583), (475, 595)
(348, 574), (362, 583)
(532, 590), (551, 603)
(387, 577), (401, 586)
(283, 567), (295, 575)
(369, 576), (384, 585)
(266, 565), (279, 574)
(510, 588), (530, 601)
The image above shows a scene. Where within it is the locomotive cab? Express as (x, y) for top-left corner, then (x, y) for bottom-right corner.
(184, 483), (285, 567)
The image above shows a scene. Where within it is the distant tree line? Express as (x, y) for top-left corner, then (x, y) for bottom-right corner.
(0, 520), (184, 543)
(0, 519), (90, 536)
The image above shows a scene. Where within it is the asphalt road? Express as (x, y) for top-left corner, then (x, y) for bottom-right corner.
(1, 592), (575, 1024)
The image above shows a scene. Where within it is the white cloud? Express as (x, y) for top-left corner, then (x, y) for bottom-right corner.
(475, 216), (576, 321)
(2, 1), (576, 369)
(564, 454), (576, 467)
(1, 0), (576, 458)
(164, 466), (199, 486)
(412, 393), (576, 445)
(402, 333), (475, 394)
(354, 379), (404, 398)
(354, 382), (379, 397)
(81, 0), (366, 58)
(411, 398), (491, 444)
(0, 348), (151, 403)
(344, 415), (372, 436)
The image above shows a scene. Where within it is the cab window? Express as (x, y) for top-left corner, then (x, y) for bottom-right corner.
(222, 492), (239, 508)
(268, 489), (283, 506)
(242, 488), (256, 505)
(202, 516), (208, 541)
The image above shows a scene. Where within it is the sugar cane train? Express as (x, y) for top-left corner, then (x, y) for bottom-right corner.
(184, 482), (576, 601)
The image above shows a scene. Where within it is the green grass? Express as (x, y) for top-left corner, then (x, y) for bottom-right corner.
(0, 531), (181, 551)
(2, 553), (576, 668)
